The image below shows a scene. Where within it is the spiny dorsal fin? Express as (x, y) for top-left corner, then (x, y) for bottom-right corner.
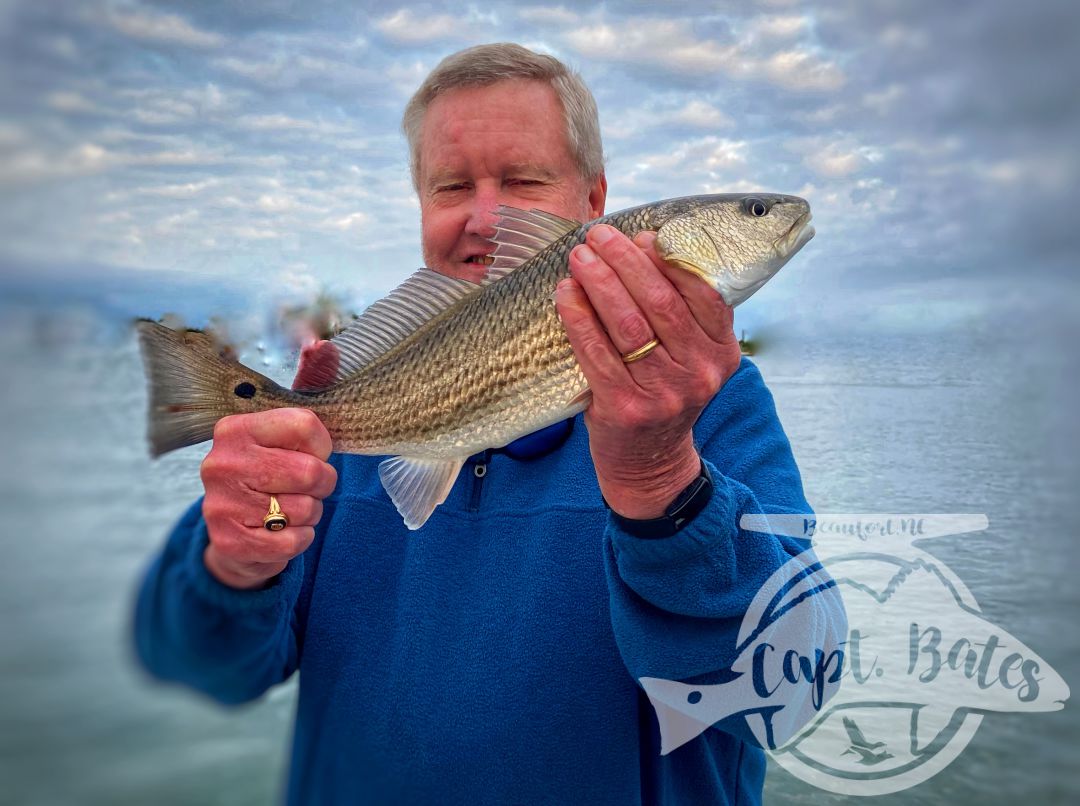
(329, 269), (481, 382)
(488, 205), (582, 277)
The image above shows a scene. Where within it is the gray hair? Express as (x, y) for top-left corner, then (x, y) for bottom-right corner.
(402, 43), (604, 191)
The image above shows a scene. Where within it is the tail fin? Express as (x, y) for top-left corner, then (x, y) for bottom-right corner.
(136, 320), (275, 457)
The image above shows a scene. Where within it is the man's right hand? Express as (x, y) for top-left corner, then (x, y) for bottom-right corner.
(200, 407), (337, 590)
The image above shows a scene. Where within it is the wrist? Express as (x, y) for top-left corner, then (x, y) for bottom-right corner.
(597, 440), (702, 519)
(608, 458), (713, 539)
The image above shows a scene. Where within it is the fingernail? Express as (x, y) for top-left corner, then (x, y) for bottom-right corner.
(591, 224), (614, 244)
(634, 230), (656, 247)
(575, 244), (597, 264)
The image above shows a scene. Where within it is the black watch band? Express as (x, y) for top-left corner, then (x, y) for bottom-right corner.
(606, 459), (714, 539)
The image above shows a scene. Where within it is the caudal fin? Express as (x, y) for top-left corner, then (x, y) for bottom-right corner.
(136, 320), (271, 457)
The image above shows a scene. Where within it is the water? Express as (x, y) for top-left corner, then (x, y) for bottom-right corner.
(0, 296), (1076, 805)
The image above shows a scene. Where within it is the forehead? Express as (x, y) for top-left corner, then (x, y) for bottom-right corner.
(418, 80), (576, 180)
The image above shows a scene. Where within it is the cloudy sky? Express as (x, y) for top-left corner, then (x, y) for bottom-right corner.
(2, 0), (1077, 334)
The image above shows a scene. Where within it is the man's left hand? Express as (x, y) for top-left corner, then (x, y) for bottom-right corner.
(555, 224), (742, 520)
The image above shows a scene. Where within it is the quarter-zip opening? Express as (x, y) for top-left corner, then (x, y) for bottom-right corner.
(468, 449), (492, 512)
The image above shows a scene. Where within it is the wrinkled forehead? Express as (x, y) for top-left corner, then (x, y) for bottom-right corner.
(424, 161), (561, 185)
(417, 81), (577, 183)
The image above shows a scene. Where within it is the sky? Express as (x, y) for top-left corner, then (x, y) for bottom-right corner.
(1, 0), (1078, 336)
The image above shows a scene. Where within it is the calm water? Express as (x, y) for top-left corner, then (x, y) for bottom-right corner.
(0, 297), (1076, 805)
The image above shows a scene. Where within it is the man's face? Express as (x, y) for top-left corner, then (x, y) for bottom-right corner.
(417, 79), (607, 282)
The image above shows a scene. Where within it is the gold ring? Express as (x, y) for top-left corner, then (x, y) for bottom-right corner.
(263, 495), (289, 531)
(621, 338), (660, 364)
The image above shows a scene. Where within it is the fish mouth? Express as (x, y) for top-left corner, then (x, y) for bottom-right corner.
(776, 211), (815, 255)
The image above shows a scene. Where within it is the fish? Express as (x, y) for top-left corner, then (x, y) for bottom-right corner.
(137, 194), (816, 530)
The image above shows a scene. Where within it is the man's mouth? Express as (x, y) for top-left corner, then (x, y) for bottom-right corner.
(465, 255), (495, 265)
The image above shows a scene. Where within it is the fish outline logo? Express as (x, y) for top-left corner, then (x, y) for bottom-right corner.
(639, 514), (1071, 796)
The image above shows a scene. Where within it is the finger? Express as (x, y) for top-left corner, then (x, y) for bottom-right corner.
(237, 493), (324, 530)
(554, 277), (636, 391)
(584, 225), (705, 365)
(568, 238), (657, 358)
(245, 525), (316, 564)
(202, 500), (318, 565)
(636, 231), (736, 346)
(217, 408), (332, 459)
(202, 440), (338, 499)
(248, 447), (338, 498)
(293, 340), (340, 390)
(227, 525), (317, 566)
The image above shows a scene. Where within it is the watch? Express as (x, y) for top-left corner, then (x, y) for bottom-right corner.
(606, 459), (714, 539)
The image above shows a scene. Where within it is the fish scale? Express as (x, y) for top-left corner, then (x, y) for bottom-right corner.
(319, 207), (649, 456)
(138, 193), (815, 528)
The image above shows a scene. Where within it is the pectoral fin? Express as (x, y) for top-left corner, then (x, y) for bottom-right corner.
(378, 456), (465, 530)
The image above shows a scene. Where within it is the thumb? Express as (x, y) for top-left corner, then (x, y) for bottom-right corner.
(293, 340), (340, 390)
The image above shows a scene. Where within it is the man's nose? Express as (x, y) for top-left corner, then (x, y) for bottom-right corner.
(464, 187), (499, 239)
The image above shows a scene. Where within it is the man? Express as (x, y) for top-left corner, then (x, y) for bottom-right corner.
(135, 43), (828, 804)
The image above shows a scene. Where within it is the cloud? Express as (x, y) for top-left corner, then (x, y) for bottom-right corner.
(229, 114), (355, 141)
(786, 135), (884, 179)
(862, 84), (906, 115)
(763, 49), (845, 92)
(44, 92), (103, 115)
(110, 84), (235, 125)
(325, 211), (370, 232)
(0, 138), (241, 185)
(151, 209), (200, 235)
(564, 20), (742, 76)
(746, 14), (809, 40)
(375, 9), (476, 45)
(516, 6), (580, 26)
(802, 144), (868, 178)
(561, 17), (843, 92)
(633, 136), (747, 176)
(102, 6), (225, 49)
(213, 49), (382, 96)
(126, 178), (223, 199)
(2, 0), (1077, 301)
(670, 100), (732, 129)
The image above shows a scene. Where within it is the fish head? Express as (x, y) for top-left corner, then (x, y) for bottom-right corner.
(654, 193), (815, 306)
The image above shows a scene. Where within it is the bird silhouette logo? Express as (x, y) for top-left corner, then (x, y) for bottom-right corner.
(840, 716), (893, 765)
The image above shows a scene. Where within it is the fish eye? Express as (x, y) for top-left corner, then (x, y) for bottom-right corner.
(745, 198), (769, 217)
(234, 382), (256, 399)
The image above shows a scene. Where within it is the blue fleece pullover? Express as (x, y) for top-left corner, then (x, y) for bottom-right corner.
(134, 358), (830, 805)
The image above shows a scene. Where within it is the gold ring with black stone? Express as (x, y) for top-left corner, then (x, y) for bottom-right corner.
(263, 495), (289, 531)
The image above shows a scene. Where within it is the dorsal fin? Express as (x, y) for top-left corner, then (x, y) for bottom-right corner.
(329, 269), (481, 381)
(324, 207), (580, 383)
(488, 205), (582, 277)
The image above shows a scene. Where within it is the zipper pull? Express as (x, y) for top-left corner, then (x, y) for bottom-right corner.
(468, 449), (492, 512)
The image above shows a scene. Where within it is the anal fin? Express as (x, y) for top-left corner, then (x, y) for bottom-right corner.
(378, 456), (465, 530)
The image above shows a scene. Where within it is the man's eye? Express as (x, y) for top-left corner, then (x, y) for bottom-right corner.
(436, 183), (468, 193)
(508, 178), (542, 187)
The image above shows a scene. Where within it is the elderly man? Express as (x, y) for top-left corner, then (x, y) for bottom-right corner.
(135, 43), (826, 804)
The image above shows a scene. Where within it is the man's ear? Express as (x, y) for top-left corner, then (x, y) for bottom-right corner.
(588, 173), (607, 219)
